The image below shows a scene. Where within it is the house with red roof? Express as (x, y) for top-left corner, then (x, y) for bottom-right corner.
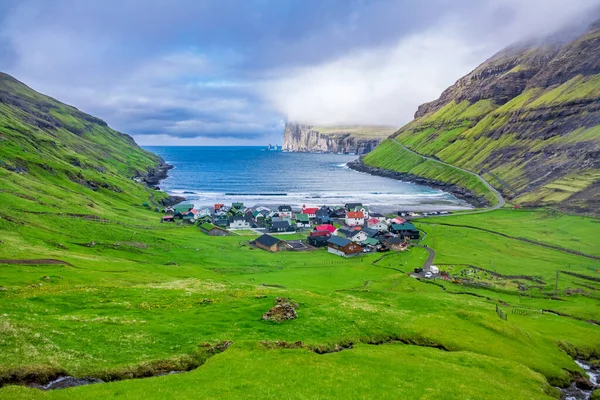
(345, 211), (365, 226)
(367, 218), (388, 231)
(301, 205), (319, 219)
(315, 224), (336, 234)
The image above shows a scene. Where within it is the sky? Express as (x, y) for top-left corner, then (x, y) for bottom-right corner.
(0, 0), (598, 145)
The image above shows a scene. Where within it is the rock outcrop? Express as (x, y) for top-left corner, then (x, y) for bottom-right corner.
(282, 123), (395, 154)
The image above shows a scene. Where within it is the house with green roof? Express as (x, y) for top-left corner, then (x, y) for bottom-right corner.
(199, 222), (231, 236)
(390, 222), (419, 240)
(294, 213), (311, 229)
(174, 203), (194, 213)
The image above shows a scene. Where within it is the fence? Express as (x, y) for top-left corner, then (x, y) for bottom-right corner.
(511, 308), (534, 316)
(496, 304), (508, 321)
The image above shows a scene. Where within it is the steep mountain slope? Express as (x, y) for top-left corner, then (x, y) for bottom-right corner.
(283, 122), (396, 154)
(362, 20), (600, 215)
(0, 72), (170, 218)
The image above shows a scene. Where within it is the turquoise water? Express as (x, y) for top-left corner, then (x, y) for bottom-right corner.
(144, 146), (471, 211)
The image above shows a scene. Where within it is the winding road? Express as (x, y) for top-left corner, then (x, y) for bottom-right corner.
(390, 139), (507, 272)
(392, 139), (505, 214)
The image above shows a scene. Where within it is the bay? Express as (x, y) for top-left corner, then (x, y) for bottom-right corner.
(144, 146), (472, 212)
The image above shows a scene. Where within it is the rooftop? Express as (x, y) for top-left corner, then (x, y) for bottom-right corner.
(328, 236), (352, 247)
(255, 234), (281, 247)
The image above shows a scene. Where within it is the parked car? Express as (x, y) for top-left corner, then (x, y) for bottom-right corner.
(424, 272), (433, 278)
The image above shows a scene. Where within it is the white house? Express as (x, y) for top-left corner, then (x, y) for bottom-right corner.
(345, 211), (365, 226)
(367, 218), (388, 231)
(369, 212), (386, 222)
(348, 230), (368, 243)
(277, 205), (293, 219)
(353, 206), (370, 219)
(230, 216), (251, 229)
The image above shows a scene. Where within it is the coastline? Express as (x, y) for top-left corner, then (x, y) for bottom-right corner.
(346, 158), (490, 208)
(143, 160), (186, 207)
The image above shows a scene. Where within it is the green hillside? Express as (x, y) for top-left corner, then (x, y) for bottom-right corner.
(0, 74), (599, 399)
(364, 21), (600, 215)
(0, 72), (170, 216)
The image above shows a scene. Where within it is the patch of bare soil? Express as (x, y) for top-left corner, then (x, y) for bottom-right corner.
(262, 297), (298, 322)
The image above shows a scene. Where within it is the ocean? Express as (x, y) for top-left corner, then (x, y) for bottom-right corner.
(144, 146), (472, 212)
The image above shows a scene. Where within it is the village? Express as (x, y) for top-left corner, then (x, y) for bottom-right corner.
(154, 201), (451, 260)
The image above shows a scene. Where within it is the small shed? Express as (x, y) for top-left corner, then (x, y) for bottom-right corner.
(254, 234), (283, 252)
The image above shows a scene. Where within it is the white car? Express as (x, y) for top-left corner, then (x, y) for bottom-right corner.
(424, 272), (433, 278)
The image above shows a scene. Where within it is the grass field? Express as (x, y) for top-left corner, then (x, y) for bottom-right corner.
(0, 175), (599, 399)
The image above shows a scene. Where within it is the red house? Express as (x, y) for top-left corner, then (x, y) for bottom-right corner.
(301, 205), (319, 219)
(315, 224), (336, 234)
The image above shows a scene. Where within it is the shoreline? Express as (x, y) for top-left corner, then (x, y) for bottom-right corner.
(346, 158), (490, 209)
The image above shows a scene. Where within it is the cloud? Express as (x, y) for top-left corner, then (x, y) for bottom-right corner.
(258, 0), (600, 127)
(260, 27), (485, 126)
(0, 0), (598, 144)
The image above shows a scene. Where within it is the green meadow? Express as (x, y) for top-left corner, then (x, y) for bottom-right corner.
(1, 164), (599, 399)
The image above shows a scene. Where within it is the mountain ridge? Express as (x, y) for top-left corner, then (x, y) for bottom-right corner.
(361, 19), (600, 215)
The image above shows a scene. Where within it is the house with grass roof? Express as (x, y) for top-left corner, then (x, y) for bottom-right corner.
(200, 222), (231, 236)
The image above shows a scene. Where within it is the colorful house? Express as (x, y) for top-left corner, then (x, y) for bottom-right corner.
(301, 205), (319, 219)
(370, 212), (386, 222)
(345, 211), (365, 226)
(367, 218), (388, 231)
(308, 231), (330, 247)
(277, 205), (293, 219)
(315, 206), (333, 224)
(315, 224), (337, 234)
(327, 236), (363, 257)
(174, 204), (194, 214)
(390, 222), (420, 240)
(295, 213), (311, 229)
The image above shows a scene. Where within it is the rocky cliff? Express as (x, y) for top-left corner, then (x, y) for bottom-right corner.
(282, 123), (395, 154)
(362, 19), (600, 215)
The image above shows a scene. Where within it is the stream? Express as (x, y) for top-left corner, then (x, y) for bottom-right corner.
(560, 359), (599, 400)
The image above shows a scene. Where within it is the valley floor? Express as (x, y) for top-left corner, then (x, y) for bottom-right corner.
(0, 190), (599, 398)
